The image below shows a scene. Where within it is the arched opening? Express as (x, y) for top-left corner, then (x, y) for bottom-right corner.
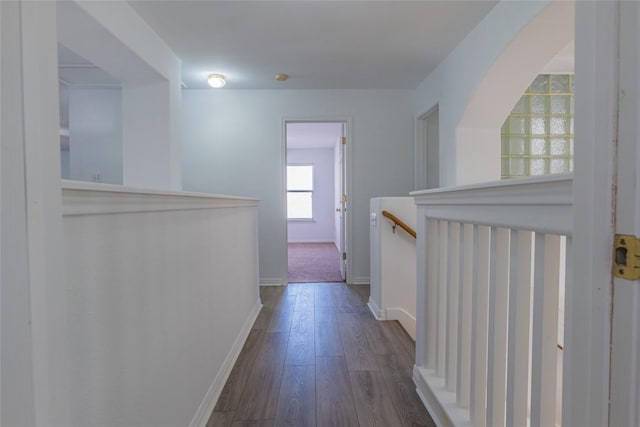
(455, 1), (574, 185)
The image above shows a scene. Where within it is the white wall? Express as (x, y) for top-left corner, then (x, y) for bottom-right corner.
(62, 182), (261, 427)
(68, 88), (123, 184)
(57, 0), (182, 190)
(413, 1), (575, 187)
(287, 148), (335, 243)
(182, 89), (415, 285)
(369, 197), (417, 338)
(122, 81), (175, 189)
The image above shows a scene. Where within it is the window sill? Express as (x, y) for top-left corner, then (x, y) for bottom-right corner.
(288, 218), (316, 223)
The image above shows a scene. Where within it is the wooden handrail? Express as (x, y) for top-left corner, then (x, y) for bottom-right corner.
(381, 210), (416, 239)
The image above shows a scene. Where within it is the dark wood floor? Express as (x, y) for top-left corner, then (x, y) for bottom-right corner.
(207, 282), (435, 427)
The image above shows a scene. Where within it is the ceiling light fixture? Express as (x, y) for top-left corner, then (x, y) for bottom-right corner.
(207, 74), (226, 88)
(275, 73), (289, 82)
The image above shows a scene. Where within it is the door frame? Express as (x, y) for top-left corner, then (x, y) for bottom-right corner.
(282, 116), (353, 284)
(335, 124), (347, 280)
(564, 1), (617, 425)
(415, 104), (440, 191)
(609, 1), (640, 425)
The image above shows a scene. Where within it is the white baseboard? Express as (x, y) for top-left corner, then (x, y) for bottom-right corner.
(288, 239), (335, 244)
(350, 276), (370, 285)
(259, 278), (284, 286)
(386, 307), (416, 340)
(367, 296), (385, 320)
(413, 366), (473, 427)
(189, 298), (262, 427)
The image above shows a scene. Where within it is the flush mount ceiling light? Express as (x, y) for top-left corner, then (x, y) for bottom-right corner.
(275, 73), (289, 82)
(207, 74), (226, 88)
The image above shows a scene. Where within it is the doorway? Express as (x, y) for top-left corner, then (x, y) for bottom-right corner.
(284, 120), (348, 283)
(415, 105), (439, 191)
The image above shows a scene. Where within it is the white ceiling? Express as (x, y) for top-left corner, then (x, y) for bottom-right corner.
(287, 122), (343, 149)
(128, 0), (497, 90)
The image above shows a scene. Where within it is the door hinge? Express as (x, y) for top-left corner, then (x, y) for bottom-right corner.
(341, 137), (346, 145)
(342, 252), (347, 260)
(341, 194), (347, 203)
(613, 234), (640, 280)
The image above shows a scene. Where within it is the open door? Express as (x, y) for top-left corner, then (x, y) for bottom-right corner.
(334, 123), (346, 280)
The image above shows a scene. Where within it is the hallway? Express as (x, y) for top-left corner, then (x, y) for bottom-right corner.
(207, 282), (434, 426)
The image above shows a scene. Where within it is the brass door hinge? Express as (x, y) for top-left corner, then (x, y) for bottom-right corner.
(341, 137), (346, 145)
(342, 252), (347, 260)
(341, 194), (347, 203)
(613, 234), (640, 280)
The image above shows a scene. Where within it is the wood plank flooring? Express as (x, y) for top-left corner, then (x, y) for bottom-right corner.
(207, 282), (435, 427)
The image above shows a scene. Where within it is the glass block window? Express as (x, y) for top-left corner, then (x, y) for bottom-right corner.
(501, 74), (574, 179)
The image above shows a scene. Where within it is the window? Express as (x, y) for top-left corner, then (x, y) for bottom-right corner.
(287, 165), (313, 219)
(501, 74), (574, 179)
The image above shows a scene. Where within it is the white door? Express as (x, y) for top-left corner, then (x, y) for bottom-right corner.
(334, 124), (346, 280)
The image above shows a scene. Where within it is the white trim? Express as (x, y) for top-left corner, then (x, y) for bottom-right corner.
(189, 299), (262, 427)
(287, 239), (336, 244)
(0, 1), (3, 420)
(411, 173), (573, 205)
(20, 3), (72, 423)
(413, 367), (473, 427)
(61, 180), (258, 216)
(563, 2), (617, 426)
(412, 174), (573, 236)
(350, 276), (370, 285)
(386, 307), (416, 340)
(259, 278), (285, 287)
(367, 296), (385, 320)
(608, 1), (640, 425)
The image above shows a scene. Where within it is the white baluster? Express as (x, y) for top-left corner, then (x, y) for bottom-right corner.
(507, 230), (534, 427)
(416, 213), (428, 368)
(531, 234), (561, 427)
(458, 223), (474, 408)
(561, 236), (572, 427)
(471, 225), (491, 427)
(426, 218), (439, 370)
(437, 220), (449, 377)
(542, 235), (562, 427)
(447, 222), (461, 391)
(488, 228), (510, 427)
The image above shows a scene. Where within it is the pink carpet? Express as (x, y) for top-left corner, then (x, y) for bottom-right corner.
(288, 242), (344, 283)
